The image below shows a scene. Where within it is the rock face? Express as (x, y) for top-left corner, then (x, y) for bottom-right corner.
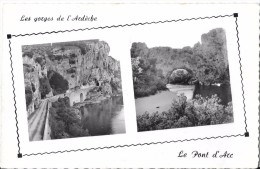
(23, 52), (52, 113)
(131, 28), (229, 85)
(201, 28), (228, 71)
(22, 40), (122, 114)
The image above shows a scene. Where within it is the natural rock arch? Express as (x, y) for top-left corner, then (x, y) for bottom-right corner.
(168, 69), (192, 84)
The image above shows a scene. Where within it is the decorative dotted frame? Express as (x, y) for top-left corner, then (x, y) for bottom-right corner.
(7, 13), (249, 158)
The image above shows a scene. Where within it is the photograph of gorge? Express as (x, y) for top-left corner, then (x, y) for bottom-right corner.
(22, 40), (125, 141)
(132, 28), (234, 132)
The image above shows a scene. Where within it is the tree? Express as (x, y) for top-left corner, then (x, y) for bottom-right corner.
(25, 86), (33, 108)
(48, 70), (69, 95)
(195, 28), (228, 84)
(130, 42), (149, 58)
(137, 94), (233, 132)
(39, 77), (51, 99)
(49, 97), (90, 139)
(131, 47), (167, 98)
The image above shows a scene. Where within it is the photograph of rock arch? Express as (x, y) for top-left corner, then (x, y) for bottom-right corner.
(22, 40), (125, 141)
(131, 28), (234, 132)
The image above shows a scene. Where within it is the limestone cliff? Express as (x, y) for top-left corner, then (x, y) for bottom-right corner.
(200, 28), (228, 70)
(22, 40), (122, 113)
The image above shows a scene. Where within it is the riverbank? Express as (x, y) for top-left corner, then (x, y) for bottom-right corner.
(80, 95), (125, 136)
(137, 94), (233, 132)
(135, 84), (195, 115)
(73, 87), (123, 108)
(48, 92), (125, 139)
(135, 83), (232, 116)
(166, 84), (195, 99)
(135, 91), (176, 115)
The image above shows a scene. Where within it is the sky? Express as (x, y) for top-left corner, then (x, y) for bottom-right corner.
(21, 17), (233, 62)
(104, 17), (234, 61)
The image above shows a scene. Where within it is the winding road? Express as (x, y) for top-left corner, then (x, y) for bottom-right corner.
(27, 86), (94, 141)
(28, 99), (49, 141)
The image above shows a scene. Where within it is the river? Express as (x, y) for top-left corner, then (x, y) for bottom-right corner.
(193, 84), (232, 105)
(80, 96), (125, 136)
(135, 84), (232, 115)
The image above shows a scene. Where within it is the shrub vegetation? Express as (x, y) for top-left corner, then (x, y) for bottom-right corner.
(47, 70), (69, 95)
(137, 94), (233, 131)
(25, 86), (33, 108)
(132, 58), (167, 98)
(22, 51), (34, 58)
(39, 77), (51, 99)
(49, 97), (90, 139)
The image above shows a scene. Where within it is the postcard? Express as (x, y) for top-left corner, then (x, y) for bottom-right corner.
(0, 2), (259, 168)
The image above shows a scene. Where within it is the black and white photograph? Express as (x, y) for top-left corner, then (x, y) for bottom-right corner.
(1, 3), (258, 167)
(132, 28), (234, 132)
(22, 40), (125, 141)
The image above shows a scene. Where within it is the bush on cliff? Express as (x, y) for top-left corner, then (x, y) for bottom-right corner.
(110, 78), (121, 94)
(35, 57), (45, 67)
(131, 42), (149, 58)
(191, 28), (228, 85)
(137, 94), (233, 132)
(25, 86), (33, 108)
(31, 83), (36, 92)
(132, 56), (167, 98)
(39, 77), (51, 99)
(22, 51), (33, 58)
(47, 70), (69, 95)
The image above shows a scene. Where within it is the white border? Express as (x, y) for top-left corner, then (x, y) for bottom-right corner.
(7, 14), (246, 156)
(1, 3), (258, 168)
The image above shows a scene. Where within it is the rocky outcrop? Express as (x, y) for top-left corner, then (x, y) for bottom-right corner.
(131, 28), (229, 85)
(199, 28), (228, 80)
(22, 40), (122, 114)
(23, 53), (52, 114)
(201, 28), (228, 68)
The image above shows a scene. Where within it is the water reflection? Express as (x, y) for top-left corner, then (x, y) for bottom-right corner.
(135, 91), (176, 115)
(81, 96), (125, 136)
(135, 84), (232, 116)
(193, 84), (232, 105)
